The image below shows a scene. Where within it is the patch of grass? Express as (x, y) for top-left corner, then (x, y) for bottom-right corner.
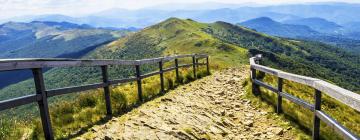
(78, 93), (97, 108)
(175, 73), (184, 85)
(184, 71), (195, 83)
(0, 118), (22, 140)
(166, 77), (174, 90)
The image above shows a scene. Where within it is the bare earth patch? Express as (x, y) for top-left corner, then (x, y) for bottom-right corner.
(76, 68), (295, 140)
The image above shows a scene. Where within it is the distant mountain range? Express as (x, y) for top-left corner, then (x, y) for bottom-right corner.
(238, 17), (320, 38)
(2, 2), (360, 28)
(0, 21), (131, 89)
(0, 21), (127, 58)
(238, 17), (360, 53)
(283, 17), (345, 35)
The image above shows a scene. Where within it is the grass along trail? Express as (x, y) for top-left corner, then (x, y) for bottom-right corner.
(76, 68), (296, 140)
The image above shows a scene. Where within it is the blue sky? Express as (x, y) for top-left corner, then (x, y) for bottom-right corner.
(0, 0), (359, 19)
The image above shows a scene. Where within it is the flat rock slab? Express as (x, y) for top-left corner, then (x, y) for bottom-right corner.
(76, 68), (295, 140)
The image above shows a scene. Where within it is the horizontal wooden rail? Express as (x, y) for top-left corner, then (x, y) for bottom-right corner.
(0, 54), (210, 140)
(46, 83), (107, 97)
(250, 54), (359, 140)
(109, 77), (137, 85)
(0, 54), (208, 71)
(0, 94), (41, 111)
(279, 92), (315, 111)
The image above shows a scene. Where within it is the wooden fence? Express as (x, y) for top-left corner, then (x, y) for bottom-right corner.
(0, 54), (209, 140)
(250, 54), (359, 140)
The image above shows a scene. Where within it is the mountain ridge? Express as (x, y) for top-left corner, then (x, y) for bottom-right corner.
(238, 17), (320, 38)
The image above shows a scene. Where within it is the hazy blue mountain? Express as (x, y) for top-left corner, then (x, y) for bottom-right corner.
(239, 17), (360, 53)
(87, 2), (360, 27)
(283, 17), (344, 34)
(0, 14), (80, 24)
(1, 2), (360, 29)
(0, 21), (125, 58)
(239, 17), (319, 38)
(342, 22), (360, 31)
(261, 3), (360, 24)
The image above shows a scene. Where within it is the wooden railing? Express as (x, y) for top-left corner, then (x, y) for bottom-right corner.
(250, 54), (359, 140)
(0, 54), (210, 140)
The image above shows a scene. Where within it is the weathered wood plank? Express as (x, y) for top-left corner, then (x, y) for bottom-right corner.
(140, 71), (161, 79)
(32, 68), (54, 139)
(46, 83), (107, 97)
(314, 80), (360, 112)
(277, 71), (319, 87)
(0, 54), (208, 71)
(163, 67), (177, 73)
(109, 77), (137, 85)
(316, 110), (359, 140)
(178, 64), (192, 68)
(251, 64), (281, 76)
(279, 92), (315, 111)
(253, 79), (278, 93)
(0, 60), (138, 71)
(0, 94), (41, 111)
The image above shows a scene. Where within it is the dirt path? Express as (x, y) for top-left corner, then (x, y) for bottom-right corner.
(76, 68), (295, 140)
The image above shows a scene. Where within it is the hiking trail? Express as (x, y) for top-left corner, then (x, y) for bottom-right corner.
(76, 68), (295, 140)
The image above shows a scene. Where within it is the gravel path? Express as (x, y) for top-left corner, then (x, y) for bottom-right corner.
(76, 68), (295, 140)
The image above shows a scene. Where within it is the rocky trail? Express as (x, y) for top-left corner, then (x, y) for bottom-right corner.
(76, 68), (295, 140)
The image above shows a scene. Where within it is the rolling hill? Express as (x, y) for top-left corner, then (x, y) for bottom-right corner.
(238, 17), (319, 38)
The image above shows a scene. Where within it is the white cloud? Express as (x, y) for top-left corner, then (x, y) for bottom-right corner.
(0, 0), (359, 19)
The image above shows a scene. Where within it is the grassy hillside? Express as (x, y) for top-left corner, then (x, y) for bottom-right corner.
(0, 18), (359, 139)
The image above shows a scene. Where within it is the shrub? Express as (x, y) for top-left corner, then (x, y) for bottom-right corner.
(77, 108), (95, 124)
(166, 77), (174, 90)
(184, 72), (194, 83)
(78, 93), (97, 108)
(0, 118), (13, 139)
(175, 74), (184, 84)
(143, 83), (160, 101)
(61, 114), (75, 125)
(196, 69), (209, 79)
(31, 120), (44, 140)
(51, 101), (75, 117)
(111, 92), (128, 114)
(51, 101), (76, 126)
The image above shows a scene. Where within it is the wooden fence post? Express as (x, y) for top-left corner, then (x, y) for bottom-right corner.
(192, 56), (197, 79)
(159, 61), (164, 93)
(206, 56), (210, 74)
(175, 58), (179, 81)
(101, 65), (112, 116)
(313, 89), (322, 140)
(277, 77), (283, 114)
(196, 58), (199, 68)
(135, 65), (143, 102)
(32, 68), (54, 140)
(251, 68), (259, 95)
